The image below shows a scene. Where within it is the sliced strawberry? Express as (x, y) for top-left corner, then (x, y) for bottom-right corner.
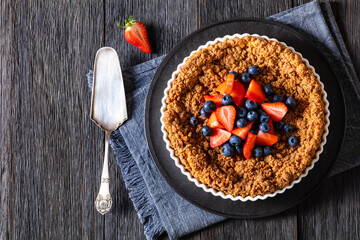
(231, 82), (246, 106)
(224, 73), (235, 94)
(231, 121), (254, 140)
(215, 105), (236, 132)
(261, 102), (288, 122)
(267, 119), (275, 134)
(216, 82), (227, 94)
(210, 128), (231, 148)
(243, 132), (257, 159)
(208, 112), (225, 129)
(118, 16), (152, 53)
(245, 79), (266, 103)
(256, 131), (279, 146)
(204, 95), (223, 108)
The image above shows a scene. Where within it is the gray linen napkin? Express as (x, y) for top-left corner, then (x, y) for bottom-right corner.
(87, 1), (360, 239)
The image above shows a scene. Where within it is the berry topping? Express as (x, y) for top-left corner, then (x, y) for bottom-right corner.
(224, 73), (235, 94)
(250, 128), (258, 134)
(286, 97), (297, 109)
(222, 94), (233, 105)
(245, 99), (258, 110)
(245, 79), (266, 103)
(204, 95), (223, 108)
(255, 131), (279, 146)
(288, 136), (299, 147)
(215, 105), (236, 132)
(247, 110), (259, 122)
(243, 132), (257, 159)
(210, 128), (232, 148)
(253, 146), (263, 157)
(248, 65), (261, 75)
(263, 146), (272, 156)
(263, 84), (274, 96)
(200, 108), (210, 118)
(259, 112), (270, 123)
(236, 118), (248, 128)
(231, 82), (246, 106)
(241, 72), (251, 83)
(222, 143), (235, 157)
(273, 94), (284, 103)
(267, 119), (275, 134)
(190, 117), (198, 126)
(259, 122), (270, 133)
(284, 124), (292, 133)
(201, 126), (212, 136)
(237, 107), (247, 118)
(261, 102), (288, 122)
(229, 135), (242, 146)
(203, 100), (217, 112)
(229, 71), (238, 79)
(235, 145), (243, 155)
(274, 120), (284, 131)
(208, 112), (225, 129)
(232, 121), (254, 140)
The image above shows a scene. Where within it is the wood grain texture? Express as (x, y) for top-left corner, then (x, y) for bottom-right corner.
(1, 0), (360, 239)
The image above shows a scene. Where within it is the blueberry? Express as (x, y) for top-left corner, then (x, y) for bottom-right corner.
(259, 122), (270, 133)
(253, 146), (263, 157)
(190, 117), (198, 126)
(274, 121), (284, 131)
(236, 118), (248, 128)
(273, 94), (284, 102)
(248, 65), (261, 75)
(260, 113), (270, 123)
(250, 128), (258, 134)
(229, 71), (238, 79)
(286, 97), (297, 109)
(204, 101), (216, 113)
(288, 136), (299, 147)
(237, 107), (247, 118)
(200, 108), (210, 118)
(235, 145), (243, 155)
(229, 136), (242, 146)
(201, 126), (212, 136)
(241, 72), (251, 83)
(247, 111), (259, 122)
(222, 94), (233, 105)
(263, 146), (272, 156)
(222, 143), (234, 157)
(245, 99), (258, 110)
(284, 124), (292, 133)
(263, 84), (274, 96)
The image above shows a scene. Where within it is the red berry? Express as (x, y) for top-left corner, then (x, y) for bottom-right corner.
(243, 132), (257, 159)
(215, 105), (236, 132)
(210, 128), (232, 148)
(245, 80), (266, 103)
(261, 102), (288, 122)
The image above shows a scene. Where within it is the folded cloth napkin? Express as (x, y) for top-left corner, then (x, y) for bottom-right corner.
(87, 0), (360, 239)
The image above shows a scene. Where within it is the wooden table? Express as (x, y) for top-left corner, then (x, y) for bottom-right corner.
(1, 0), (359, 239)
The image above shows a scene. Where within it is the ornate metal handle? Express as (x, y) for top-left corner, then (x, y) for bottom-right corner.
(95, 131), (112, 214)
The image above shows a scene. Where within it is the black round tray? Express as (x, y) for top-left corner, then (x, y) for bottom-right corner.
(144, 19), (345, 218)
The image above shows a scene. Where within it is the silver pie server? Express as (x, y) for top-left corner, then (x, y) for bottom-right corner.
(90, 47), (127, 215)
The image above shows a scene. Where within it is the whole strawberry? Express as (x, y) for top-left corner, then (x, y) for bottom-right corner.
(118, 16), (152, 53)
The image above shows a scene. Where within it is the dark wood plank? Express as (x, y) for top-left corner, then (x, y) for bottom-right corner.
(2, 0), (105, 239)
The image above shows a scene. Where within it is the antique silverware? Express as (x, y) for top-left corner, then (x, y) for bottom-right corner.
(90, 47), (127, 215)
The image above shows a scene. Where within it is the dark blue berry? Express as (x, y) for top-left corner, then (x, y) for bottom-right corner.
(245, 99), (258, 110)
(253, 146), (263, 157)
(229, 136), (242, 146)
(250, 128), (258, 134)
(284, 124), (292, 133)
(286, 97), (297, 109)
(204, 101), (216, 113)
(236, 118), (248, 128)
(237, 107), (247, 118)
(235, 145), (243, 155)
(260, 113), (270, 123)
(263, 146), (272, 156)
(190, 117), (198, 126)
(274, 121), (284, 131)
(288, 136), (299, 147)
(263, 84), (274, 96)
(229, 71), (238, 79)
(257, 108), (266, 116)
(273, 94), (284, 102)
(222, 143), (234, 157)
(248, 65), (261, 75)
(247, 111), (259, 122)
(200, 108), (210, 118)
(241, 72), (251, 83)
(222, 94), (233, 105)
(259, 123), (270, 133)
(201, 126), (212, 136)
